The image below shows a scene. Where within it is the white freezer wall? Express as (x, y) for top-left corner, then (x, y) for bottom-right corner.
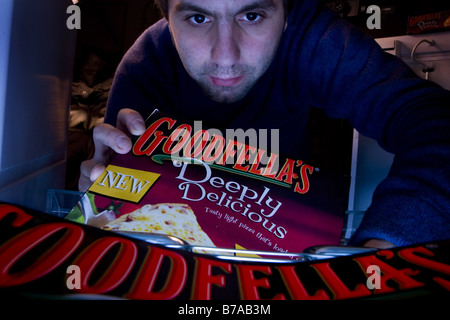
(348, 31), (450, 213)
(0, 0), (77, 212)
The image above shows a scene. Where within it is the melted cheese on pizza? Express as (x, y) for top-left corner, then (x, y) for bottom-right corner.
(103, 203), (215, 247)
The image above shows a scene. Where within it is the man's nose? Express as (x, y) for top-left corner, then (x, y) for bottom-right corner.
(210, 22), (241, 67)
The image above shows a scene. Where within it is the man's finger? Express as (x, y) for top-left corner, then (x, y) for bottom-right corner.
(90, 163), (107, 182)
(91, 123), (132, 163)
(116, 108), (146, 136)
(79, 160), (106, 190)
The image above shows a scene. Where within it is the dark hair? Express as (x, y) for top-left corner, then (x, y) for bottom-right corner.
(154, 0), (292, 19)
(154, 0), (168, 18)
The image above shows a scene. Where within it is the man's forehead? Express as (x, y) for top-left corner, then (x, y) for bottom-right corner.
(169, 0), (282, 15)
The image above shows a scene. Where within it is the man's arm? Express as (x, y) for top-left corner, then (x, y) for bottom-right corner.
(292, 9), (450, 246)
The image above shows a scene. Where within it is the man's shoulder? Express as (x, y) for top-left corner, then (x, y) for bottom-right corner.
(133, 19), (172, 52)
(119, 19), (175, 70)
(286, 1), (338, 33)
(145, 19), (171, 41)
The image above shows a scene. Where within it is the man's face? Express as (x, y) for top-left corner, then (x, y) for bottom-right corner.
(167, 0), (287, 103)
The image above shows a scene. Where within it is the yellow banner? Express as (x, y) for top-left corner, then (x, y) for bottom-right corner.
(90, 165), (160, 203)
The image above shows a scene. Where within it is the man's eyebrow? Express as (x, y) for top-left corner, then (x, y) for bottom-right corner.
(239, 0), (277, 13)
(174, 2), (212, 16)
(174, 0), (278, 16)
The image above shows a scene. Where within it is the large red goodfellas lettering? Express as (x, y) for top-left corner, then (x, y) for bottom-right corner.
(0, 223), (84, 287)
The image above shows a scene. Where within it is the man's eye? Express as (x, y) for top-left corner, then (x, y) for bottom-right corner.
(189, 14), (210, 24)
(243, 12), (262, 22)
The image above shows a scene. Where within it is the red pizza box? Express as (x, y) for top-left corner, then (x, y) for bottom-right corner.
(66, 109), (350, 259)
(1, 202), (449, 300)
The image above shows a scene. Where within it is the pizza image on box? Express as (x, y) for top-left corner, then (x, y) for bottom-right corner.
(102, 203), (216, 248)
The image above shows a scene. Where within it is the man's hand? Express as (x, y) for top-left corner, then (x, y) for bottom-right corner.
(363, 239), (395, 249)
(78, 108), (146, 192)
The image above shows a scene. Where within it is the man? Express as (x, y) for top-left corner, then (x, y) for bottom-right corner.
(79, 0), (450, 249)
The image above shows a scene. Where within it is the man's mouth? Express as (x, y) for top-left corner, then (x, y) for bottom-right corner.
(210, 76), (244, 87)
